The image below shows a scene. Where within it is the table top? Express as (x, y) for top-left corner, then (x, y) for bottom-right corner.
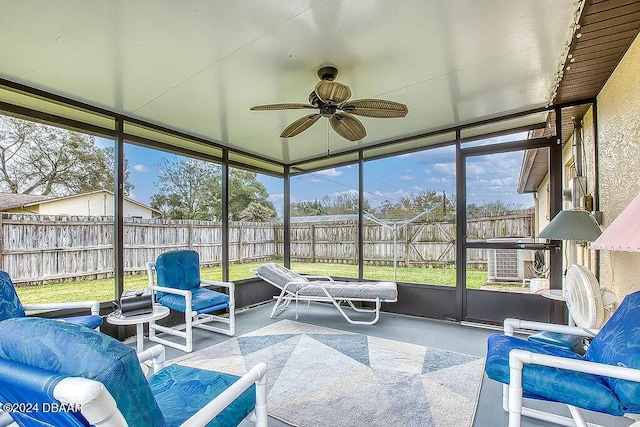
(541, 289), (565, 301)
(106, 304), (170, 325)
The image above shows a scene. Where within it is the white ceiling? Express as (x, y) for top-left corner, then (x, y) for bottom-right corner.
(0, 1), (578, 165)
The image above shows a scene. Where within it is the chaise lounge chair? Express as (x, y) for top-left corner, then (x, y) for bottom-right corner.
(254, 263), (397, 325)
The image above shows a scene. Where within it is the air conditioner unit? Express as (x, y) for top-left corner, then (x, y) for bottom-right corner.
(486, 238), (534, 283)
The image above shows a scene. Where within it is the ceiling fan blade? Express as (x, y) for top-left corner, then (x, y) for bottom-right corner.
(250, 103), (316, 111)
(341, 99), (408, 118)
(314, 80), (352, 104)
(280, 114), (321, 138)
(330, 113), (366, 141)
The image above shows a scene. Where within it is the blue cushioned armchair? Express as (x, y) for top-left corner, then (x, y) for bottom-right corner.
(485, 290), (640, 427)
(0, 317), (267, 427)
(0, 270), (102, 330)
(146, 250), (235, 353)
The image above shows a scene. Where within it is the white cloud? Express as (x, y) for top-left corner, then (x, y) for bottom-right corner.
(413, 186), (423, 191)
(313, 168), (342, 178)
(431, 163), (456, 176)
(311, 178), (321, 182)
(428, 177), (448, 183)
(466, 163), (486, 176)
(331, 189), (358, 197)
(399, 174), (414, 181)
(133, 164), (150, 173)
(268, 193), (284, 203)
(365, 189), (411, 206)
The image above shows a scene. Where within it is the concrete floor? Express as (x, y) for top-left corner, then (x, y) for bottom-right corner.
(141, 302), (633, 427)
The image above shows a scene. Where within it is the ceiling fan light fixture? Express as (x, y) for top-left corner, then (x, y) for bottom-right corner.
(250, 66), (408, 142)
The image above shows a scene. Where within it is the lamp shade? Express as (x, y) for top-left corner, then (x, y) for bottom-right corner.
(538, 209), (602, 242)
(591, 192), (640, 252)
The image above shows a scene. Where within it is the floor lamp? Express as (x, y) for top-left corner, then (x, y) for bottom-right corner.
(538, 209), (602, 267)
(538, 209), (602, 324)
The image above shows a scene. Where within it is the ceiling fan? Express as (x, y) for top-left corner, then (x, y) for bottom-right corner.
(250, 66), (408, 142)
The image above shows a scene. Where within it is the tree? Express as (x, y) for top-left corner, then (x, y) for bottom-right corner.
(0, 115), (132, 196)
(151, 158), (220, 220)
(373, 191), (451, 220)
(466, 200), (524, 218)
(150, 158), (275, 221)
(321, 192), (363, 215)
(239, 201), (275, 222)
(291, 199), (327, 216)
(227, 169), (275, 221)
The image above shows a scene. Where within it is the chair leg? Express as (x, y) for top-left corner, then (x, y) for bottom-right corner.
(254, 365), (268, 427)
(270, 289), (289, 319)
(567, 406), (588, 427)
(185, 310), (194, 353)
(508, 354), (524, 427)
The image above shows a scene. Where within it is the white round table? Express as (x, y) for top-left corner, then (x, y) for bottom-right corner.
(107, 304), (170, 353)
(541, 289), (565, 301)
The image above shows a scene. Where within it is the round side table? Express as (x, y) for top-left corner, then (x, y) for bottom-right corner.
(107, 304), (170, 353)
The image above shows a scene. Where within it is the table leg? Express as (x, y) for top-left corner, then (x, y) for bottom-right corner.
(136, 323), (144, 353)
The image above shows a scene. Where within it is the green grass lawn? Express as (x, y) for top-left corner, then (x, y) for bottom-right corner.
(15, 260), (489, 305)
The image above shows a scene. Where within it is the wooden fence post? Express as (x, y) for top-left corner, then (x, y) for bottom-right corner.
(310, 224), (315, 263)
(238, 223), (244, 264)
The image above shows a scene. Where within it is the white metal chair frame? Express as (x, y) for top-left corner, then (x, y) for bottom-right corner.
(502, 318), (640, 427)
(50, 344), (268, 427)
(252, 269), (396, 325)
(146, 262), (235, 353)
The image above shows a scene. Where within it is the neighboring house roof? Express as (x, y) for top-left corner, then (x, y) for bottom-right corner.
(291, 214), (358, 223)
(0, 190), (159, 214)
(0, 192), (53, 211)
(517, 148), (549, 194)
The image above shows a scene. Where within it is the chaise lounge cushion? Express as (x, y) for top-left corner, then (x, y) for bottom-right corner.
(257, 263), (398, 300)
(299, 280), (398, 300)
(256, 263), (309, 292)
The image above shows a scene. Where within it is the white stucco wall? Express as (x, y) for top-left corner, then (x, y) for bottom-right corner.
(592, 34), (640, 298)
(34, 192), (153, 218)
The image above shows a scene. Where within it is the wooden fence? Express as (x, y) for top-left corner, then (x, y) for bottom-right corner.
(284, 212), (534, 269)
(0, 211), (533, 284)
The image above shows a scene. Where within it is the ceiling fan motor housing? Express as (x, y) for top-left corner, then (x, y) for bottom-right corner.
(317, 66), (338, 81)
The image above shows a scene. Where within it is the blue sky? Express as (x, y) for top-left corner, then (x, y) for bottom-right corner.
(105, 138), (535, 215)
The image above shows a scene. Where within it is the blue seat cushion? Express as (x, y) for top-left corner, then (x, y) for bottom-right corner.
(486, 334), (625, 415)
(157, 287), (229, 314)
(585, 290), (640, 414)
(61, 315), (103, 329)
(150, 363), (255, 427)
(0, 317), (166, 426)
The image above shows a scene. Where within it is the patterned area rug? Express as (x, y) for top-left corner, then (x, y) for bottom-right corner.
(171, 320), (485, 427)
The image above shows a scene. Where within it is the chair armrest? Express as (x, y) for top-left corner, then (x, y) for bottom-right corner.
(509, 348), (640, 383)
(283, 281), (313, 292)
(503, 318), (599, 338)
(137, 344), (165, 372)
(182, 362), (268, 427)
(201, 280), (234, 290)
(304, 275), (334, 281)
(53, 377), (127, 426)
(23, 301), (101, 316)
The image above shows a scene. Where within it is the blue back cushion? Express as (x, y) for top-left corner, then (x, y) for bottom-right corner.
(156, 250), (201, 291)
(0, 270), (26, 321)
(0, 318), (166, 426)
(585, 290), (640, 413)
